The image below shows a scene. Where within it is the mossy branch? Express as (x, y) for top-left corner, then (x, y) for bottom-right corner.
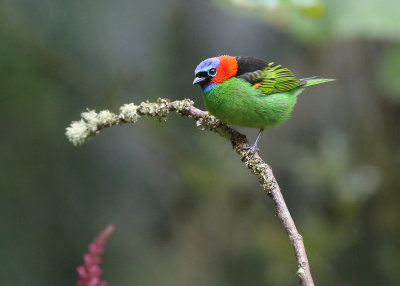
(66, 98), (314, 286)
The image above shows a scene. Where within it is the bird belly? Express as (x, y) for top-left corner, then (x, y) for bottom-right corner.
(203, 79), (298, 129)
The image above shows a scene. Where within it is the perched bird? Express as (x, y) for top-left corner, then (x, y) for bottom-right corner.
(193, 55), (334, 151)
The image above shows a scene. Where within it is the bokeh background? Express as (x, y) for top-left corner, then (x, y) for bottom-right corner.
(1, 0), (400, 285)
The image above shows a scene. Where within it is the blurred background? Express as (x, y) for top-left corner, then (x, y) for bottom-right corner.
(1, 0), (400, 285)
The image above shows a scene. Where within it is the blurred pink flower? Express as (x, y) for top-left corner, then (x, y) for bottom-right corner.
(77, 225), (114, 286)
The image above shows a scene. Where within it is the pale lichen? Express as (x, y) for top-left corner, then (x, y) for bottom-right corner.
(97, 110), (118, 126)
(297, 267), (305, 275)
(65, 119), (90, 146)
(120, 103), (141, 123)
(137, 99), (173, 119)
(81, 110), (99, 132)
(195, 114), (219, 131)
(195, 118), (206, 131)
(138, 101), (160, 116)
(205, 114), (219, 127)
(171, 98), (194, 111)
(66, 109), (119, 146)
(66, 99), (198, 146)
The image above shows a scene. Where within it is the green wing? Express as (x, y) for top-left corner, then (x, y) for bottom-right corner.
(238, 62), (302, 95)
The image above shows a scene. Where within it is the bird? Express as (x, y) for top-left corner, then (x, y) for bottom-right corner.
(193, 55), (334, 151)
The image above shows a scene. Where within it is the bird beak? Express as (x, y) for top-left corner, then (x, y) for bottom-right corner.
(193, 77), (207, 85)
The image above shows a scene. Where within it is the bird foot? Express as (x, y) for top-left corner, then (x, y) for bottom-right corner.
(242, 144), (259, 152)
(241, 129), (263, 153)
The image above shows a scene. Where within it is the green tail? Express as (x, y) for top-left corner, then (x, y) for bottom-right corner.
(301, 77), (335, 87)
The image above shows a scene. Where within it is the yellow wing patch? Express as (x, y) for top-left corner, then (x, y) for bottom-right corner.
(256, 62), (301, 95)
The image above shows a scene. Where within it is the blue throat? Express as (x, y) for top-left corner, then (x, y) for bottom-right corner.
(202, 83), (217, 93)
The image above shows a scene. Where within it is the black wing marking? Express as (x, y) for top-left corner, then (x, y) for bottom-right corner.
(237, 70), (265, 85)
(234, 56), (269, 76)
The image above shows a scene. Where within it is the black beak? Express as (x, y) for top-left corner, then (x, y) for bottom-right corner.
(193, 77), (207, 85)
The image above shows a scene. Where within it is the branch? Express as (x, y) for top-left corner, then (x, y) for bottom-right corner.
(66, 98), (314, 286)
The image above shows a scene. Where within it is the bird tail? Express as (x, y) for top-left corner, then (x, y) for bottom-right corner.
(300, 76), (335, 87)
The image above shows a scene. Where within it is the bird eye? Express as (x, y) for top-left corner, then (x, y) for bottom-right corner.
(208, 68), (217, 76)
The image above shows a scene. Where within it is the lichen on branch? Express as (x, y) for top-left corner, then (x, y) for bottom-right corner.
(66, 98), (195, 146)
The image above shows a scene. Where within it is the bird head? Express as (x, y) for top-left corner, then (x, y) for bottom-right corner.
(193, 55), (238, 91)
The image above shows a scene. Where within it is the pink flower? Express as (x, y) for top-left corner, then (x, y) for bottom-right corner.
(77, 225), (114, 286)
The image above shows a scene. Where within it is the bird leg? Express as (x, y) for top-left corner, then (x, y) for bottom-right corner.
(242, 129), (264, 152)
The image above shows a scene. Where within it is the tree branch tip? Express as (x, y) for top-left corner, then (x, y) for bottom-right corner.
(66, 98), (197, 146)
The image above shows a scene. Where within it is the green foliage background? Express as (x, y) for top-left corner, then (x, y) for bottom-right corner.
(1, 0), (400, 285)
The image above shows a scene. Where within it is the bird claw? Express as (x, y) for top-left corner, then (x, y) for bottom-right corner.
(242, 145), (259, 152)
(241, 129), (263, 153)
